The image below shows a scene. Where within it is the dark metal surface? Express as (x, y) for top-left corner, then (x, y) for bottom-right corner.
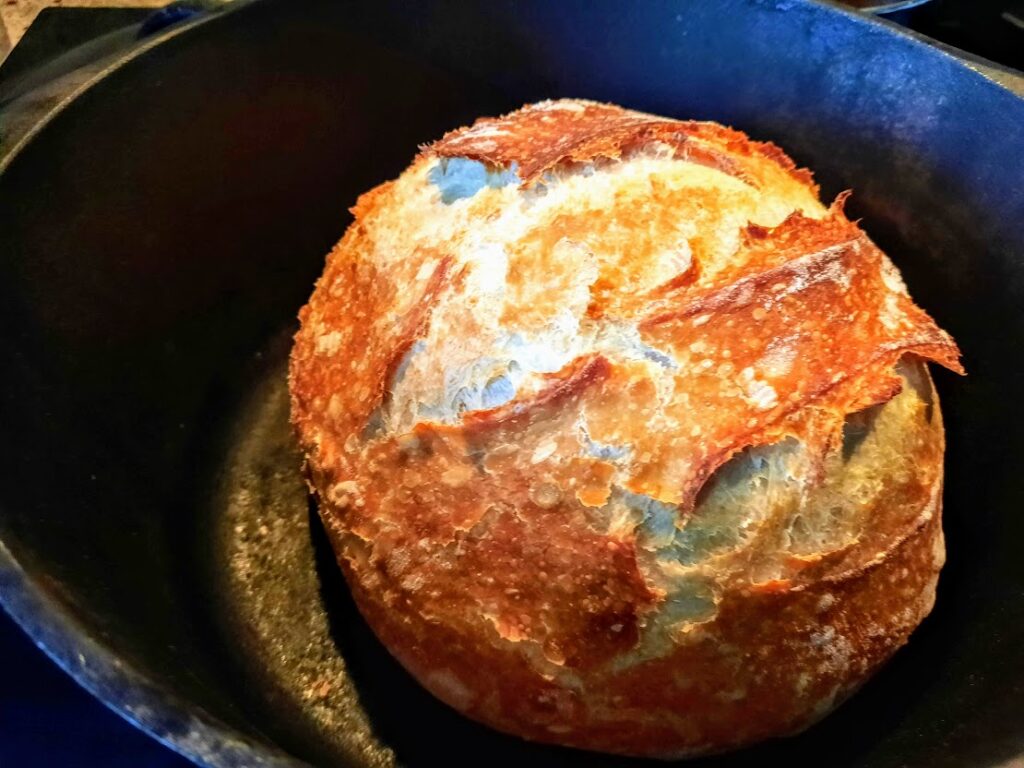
(0, 605), (192, 766)
(1, 0), (1023, 766)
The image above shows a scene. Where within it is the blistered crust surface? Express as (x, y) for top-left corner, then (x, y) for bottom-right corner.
(289, 100), (962, 757)
(430, 99), (815, 189)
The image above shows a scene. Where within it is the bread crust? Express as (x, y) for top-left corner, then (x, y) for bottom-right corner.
(321, 468), (944, 757)
(289, 100), (961, 757)
(429, 99), (815, 189)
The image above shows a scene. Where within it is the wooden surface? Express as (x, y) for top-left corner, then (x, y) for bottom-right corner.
(0, 0), (165, 58)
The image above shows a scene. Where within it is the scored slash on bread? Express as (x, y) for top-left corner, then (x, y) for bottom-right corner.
(289, 99), (963, 757)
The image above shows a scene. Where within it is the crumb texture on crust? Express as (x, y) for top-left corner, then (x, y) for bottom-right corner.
(289, 99), (962, 757)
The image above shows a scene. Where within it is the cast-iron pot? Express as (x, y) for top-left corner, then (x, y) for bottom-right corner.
(1, 1), (1023, 766)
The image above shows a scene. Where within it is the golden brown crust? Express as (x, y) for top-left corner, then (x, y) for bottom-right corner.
(429, 99), (817, 190)
(327, 483), (943, 757)
(289, 99), (962, 757)
(624, 203), (960, 508)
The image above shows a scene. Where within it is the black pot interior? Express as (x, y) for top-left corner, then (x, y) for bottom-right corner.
(1, 0), (1022, 766)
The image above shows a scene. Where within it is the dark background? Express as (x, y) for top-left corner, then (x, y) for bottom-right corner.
(0, 1), (1021, 766)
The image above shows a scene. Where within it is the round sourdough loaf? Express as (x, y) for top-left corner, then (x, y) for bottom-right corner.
(288, 100), (963, 758)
